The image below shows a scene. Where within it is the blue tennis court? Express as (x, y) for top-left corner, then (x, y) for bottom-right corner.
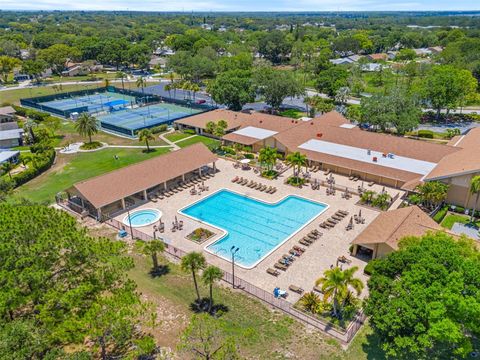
(98, 103), (202, 136)
(39, 92), (135, 114)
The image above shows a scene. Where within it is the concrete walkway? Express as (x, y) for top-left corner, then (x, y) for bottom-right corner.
(159, 128), (180, 150)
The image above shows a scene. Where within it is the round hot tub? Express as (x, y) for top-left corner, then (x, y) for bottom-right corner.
(123, 208), (162, 228)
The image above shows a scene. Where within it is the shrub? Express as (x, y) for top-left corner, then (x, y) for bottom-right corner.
(287, 176), (305, 187)
(12, 105), (51, 122)
(363, 261), (375, 276)
(243, 153), (255, 159)
(184, 129), (196, 135)
(151, 124), (168, 133)
(221, 146), (236, 155)
(417, 130), (434, 139)
(80, 141), (103, 150)
(432, 205), (449, 223)
(11, 148), (55, 187)
(261, 169), (278, 179)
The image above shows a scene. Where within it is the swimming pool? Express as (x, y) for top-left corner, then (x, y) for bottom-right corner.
(180, 190), (328, 268)
(123, 208), (162, 228)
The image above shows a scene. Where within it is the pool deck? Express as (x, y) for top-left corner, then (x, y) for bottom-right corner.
(114, 158), (404, 303)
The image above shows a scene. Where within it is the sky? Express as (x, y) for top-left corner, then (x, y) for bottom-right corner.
(1, 0), (479, 12)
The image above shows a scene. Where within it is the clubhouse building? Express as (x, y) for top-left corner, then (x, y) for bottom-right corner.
(176, 110), (480, 209)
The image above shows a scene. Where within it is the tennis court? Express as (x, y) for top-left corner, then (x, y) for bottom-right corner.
(98, 103), (203, 136)
(39, 92), (136, 114)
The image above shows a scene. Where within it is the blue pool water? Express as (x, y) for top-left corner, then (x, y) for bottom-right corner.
(180, 190), (328, 268)
(123, 209), (161, 227)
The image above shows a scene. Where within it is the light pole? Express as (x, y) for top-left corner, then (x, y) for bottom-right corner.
(126, 206), (134, 239)
(230, 246), (239, 289)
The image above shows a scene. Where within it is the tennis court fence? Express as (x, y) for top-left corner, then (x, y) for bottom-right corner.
(57, 199), (366, 344)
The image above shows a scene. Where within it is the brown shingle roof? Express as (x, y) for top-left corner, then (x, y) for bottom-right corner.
(274, 111), (459, 182)
(352, 206), (442, 251)
(175, 109), (302, 133)
(73, 143), (217, 208)
(425, 128), (480, 181)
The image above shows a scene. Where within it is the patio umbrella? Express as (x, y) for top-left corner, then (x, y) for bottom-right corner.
(358, 209), (362, 218)
(175, 215), (178, 225)
(382, 186), (386, 193)
(349, 217), (353, 226)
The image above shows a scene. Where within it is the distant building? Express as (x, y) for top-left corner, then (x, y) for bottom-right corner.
(148, 56), (167, 70)
(0, 129), (24, 148)
(329, 54), (362, 65)
(366, 53), (388, 62)
(200, 23), (213, 31)
(0, 150), (20, 165)
(413, 48), (432, 57)
(0, 106), (16, 123)
(361, 63), (384, 72)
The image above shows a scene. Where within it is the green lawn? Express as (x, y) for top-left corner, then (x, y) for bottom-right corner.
(279, 108), (308, 119)
(165, 131), (194, 142)
(128, 253), (384, 359)
(51, 121), (168, 147)
(12, 147), (170, 204)
(176, 135), (220, 149)
(440, 213), (480, 230)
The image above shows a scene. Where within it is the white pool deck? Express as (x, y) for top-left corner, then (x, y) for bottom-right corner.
(114, 158), (404, 303)
(299, 139), (437, 175)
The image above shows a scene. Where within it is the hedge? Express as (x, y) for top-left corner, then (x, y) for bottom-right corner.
(151, 124), (168, 134)
(12, 105), (51, 122)
(417, 130), (434, 139)
(11, 149), (56, 187)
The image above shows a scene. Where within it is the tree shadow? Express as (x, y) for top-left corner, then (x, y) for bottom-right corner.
(142, 148), (157, 154)
(189, 297), (230, 317)
(149, 264), (170, 278)
(361, 332), (388, 360)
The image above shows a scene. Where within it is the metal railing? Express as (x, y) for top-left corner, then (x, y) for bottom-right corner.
(57, 200), (366, 344)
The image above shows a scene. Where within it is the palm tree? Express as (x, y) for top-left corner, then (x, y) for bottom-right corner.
(138, 128), (155, 152)
(469, 175), (480, 222)
(315, 266), (363, 319)
(74, 113), (98, 144)
(137, 239), (165, 270)
(116, 71), (126, 91)
(300, 291), (322, 314)
(165, 83), (172, 99)
(1, 162), (14, 180)
(190, 82), (200, 102)
(181, 252), (206, 302)
(24, 119), (37, 143)
(205, 121), (216, 135)
(202, 265), (224, 313)
(259, 147), (278, 173)
(136, 76), (146, 96)
(286, 151), (307, 178)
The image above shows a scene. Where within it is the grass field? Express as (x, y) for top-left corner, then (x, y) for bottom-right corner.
(51, 121), (169, 147)
(176, 135), (220, 149)
(165, 131), (194, 142)
(128, 252), (386, 359)
(440, 213), (480, 230)
(12, 147), (170, 204)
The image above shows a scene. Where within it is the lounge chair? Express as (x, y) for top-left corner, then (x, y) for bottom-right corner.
(349, 175), (355, 180)
(331, 214), (343, 221)
(338, 210), (349, 216)
(313, 286), (324, 294)
(299, 239), (311, 246)
(324, 169), (331, 175)
(248, 181), (255, 188)
(289, 249), (301, 257)
(270, 187), (277, 194)
(293, 245), (306, 253)
(307, 233), (317, 240)
(274, 262), (288, 271)
(327, 218), (338, 224)
(368, 181), (375, 187)
(267, 268), (280, 276)
(231, 176), (239, 183)
(302, 236), (313, 244)
(289, 285), (304, 294)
